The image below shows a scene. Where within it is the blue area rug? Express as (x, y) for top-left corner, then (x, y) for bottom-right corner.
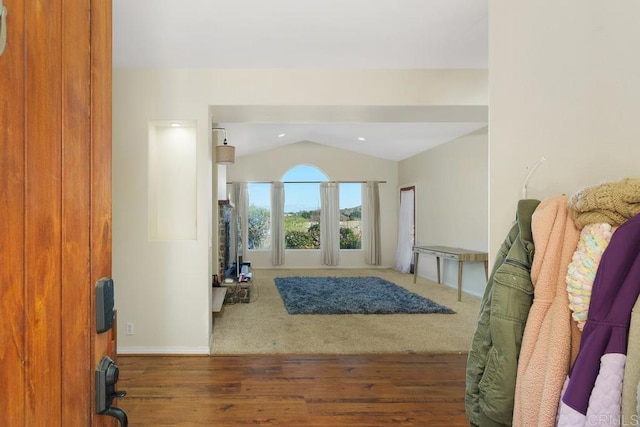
(274, 276), (455, 315)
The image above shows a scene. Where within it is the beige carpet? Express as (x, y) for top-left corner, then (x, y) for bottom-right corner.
(211, 268), (481, 355)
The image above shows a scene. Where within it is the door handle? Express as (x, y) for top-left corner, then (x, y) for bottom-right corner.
(96, 356), (128, 427)
(0, 0), (7, 57)
(104, 407), (128, 427)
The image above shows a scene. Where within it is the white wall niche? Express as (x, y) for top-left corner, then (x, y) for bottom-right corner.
(148, 120), (198, 241)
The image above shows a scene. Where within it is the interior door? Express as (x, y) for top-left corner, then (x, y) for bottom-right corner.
(395, 186), (416, 272)
(0, 1), (115, 426)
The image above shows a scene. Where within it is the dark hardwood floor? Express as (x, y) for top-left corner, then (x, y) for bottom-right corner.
(116, 353), (470, 426)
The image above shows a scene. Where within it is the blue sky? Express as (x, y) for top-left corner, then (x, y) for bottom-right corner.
(247, 165), (362, 213)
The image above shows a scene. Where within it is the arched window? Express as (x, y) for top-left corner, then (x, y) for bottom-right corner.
(282, 165), (328, 249)
(246, 164), (363, 253)
(280, 165), (362, 251)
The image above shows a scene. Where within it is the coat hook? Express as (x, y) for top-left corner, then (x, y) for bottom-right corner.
(522, 156), (546, 199)
(0, 0), (7, 57)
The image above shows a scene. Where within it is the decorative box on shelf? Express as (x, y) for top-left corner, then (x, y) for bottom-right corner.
(237, 261), (252, 283)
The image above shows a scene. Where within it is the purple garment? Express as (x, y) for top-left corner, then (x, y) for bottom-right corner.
(562, 212), (640, 414)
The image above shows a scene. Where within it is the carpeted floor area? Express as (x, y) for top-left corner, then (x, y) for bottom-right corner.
(211, 268), (481, 354)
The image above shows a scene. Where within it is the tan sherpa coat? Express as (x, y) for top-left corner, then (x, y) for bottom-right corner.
(512, 195), (582, 427)
(621, 295), (640, 423)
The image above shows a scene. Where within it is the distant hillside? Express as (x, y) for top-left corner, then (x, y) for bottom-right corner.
(285, 206), (362, 221)
(340, 206), (361, 221)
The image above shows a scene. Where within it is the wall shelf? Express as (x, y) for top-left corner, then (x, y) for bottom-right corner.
(212, 287), (226, 313)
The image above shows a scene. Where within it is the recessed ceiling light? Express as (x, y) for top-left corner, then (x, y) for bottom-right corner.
(357, 137), (366, 141)
(278, 133), (286, 138)
(170, 122), (182, 127)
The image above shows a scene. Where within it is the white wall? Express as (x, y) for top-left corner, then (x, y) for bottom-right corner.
(112, 68), (487, 354)
(227, 141), (398, 269)
(113, 115), (212, 355)
(489, 1), (640, 258)
(399, 128), (488, 296)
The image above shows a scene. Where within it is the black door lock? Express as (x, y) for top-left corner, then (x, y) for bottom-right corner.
(96, 356), (128, 427)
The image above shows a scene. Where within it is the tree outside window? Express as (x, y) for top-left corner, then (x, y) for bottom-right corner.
(247, 183), (271, 250)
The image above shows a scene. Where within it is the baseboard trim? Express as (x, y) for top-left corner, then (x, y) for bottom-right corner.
(118, 346), (210, 355)
(414, 273), (484, 299)
(252, 265), (393, 270)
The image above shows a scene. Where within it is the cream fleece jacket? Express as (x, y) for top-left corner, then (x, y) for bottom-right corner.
(512, 195), (581, 427)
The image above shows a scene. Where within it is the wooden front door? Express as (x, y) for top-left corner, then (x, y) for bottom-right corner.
(0, 0), (115, 425)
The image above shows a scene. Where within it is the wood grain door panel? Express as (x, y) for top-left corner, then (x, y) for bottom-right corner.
(25, 0), (64, 421)
(0, 0), (26, 424)
(0, 0), (114, 425)
(90, 0), (115, 424)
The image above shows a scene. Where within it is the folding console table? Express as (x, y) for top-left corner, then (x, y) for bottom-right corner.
(412, 245), (489, 301)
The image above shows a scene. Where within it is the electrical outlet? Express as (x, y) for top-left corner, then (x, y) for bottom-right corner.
(126, 322), (134, 335)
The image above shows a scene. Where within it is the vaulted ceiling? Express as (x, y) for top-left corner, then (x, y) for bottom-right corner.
(112, 0), (488, 160)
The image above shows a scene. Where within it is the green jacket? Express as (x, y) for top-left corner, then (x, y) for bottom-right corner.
(465, 199), (540, 427)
